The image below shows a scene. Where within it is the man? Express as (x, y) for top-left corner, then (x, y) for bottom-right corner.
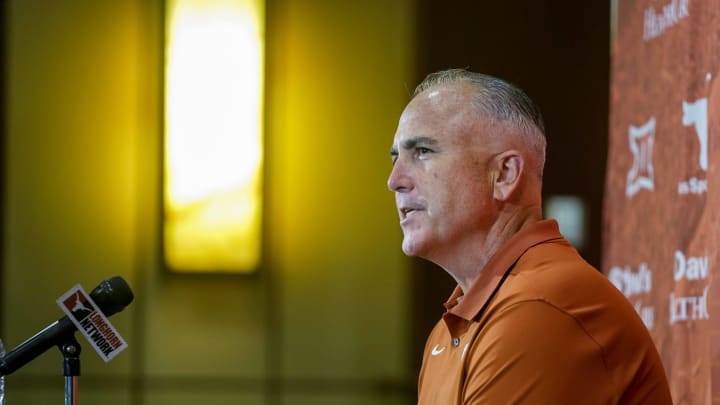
(388, 69), (672, 404)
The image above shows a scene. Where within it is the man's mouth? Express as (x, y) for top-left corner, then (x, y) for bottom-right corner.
(400, 207), (421, 221)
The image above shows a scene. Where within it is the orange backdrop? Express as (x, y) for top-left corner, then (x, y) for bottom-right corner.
(605, 1), (720, 404)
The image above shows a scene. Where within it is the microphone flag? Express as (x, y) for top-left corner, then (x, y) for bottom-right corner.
(56, 284), (128, 362)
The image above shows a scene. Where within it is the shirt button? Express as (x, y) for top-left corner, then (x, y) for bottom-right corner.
(453, 337), (460, 347)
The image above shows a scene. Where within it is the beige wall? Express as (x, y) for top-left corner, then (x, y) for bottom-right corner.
(2, 0), (415, 403)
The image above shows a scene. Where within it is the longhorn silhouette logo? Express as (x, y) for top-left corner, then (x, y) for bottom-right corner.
(682, 98), (708, 171)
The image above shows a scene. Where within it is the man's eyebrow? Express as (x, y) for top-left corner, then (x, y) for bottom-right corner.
(400, 136), (438, 150)
(390, 136), (438, 158)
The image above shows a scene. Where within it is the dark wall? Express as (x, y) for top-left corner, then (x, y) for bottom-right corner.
(0, 0), (5, 338)
(410, 1), (610, 374)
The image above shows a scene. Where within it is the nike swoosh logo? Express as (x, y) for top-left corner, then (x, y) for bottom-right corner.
(431, 344), (445, 356)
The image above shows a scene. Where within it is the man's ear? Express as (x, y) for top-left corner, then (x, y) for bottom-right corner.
(493, 150), (524, 201)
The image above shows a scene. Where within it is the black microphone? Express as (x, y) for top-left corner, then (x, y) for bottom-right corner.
(0, 276), (134, 376)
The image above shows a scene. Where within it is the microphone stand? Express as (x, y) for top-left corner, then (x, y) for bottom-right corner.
(59, 334), (81, 405)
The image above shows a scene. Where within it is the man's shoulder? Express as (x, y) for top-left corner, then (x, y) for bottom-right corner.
(491, 238), (642, 337)
(504, 239), (613, 300)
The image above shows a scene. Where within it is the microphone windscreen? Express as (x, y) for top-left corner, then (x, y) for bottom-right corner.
(89, 276), (134, 317)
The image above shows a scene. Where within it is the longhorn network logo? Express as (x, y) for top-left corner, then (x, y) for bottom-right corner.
(626, 117), (656, 197)
(57, 285), (128, 362)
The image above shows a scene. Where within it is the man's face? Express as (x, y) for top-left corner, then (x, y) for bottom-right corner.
(388, 83), (498, 260)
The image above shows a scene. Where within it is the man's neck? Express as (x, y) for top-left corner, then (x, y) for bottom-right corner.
(438, 207), (542, 294)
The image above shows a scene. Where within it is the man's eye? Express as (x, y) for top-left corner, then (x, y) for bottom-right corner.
(417, 147), (432, 156)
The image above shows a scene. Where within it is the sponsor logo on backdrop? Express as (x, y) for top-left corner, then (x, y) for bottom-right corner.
(626, 117), (656, 198)
(670, 285), (710, 324)
(670, 250), (711, 324)
(609, 263), (654, 329)
(643, 0), (689, 41)
(674, 250), (708, 281)
(678, 97), (708, 195)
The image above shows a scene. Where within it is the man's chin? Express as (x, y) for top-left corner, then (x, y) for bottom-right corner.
(401, 237), (428, 257)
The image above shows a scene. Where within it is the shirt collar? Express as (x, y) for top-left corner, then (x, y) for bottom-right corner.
(443, 219), (564, 323)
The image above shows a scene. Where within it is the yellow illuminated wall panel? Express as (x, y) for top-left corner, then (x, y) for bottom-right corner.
(164, 0), (264, 272)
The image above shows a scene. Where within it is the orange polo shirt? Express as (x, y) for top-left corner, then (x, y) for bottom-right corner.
(418, 220), (672, 404)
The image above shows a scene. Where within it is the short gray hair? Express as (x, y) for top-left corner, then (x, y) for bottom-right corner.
(414, 68), (546, 178)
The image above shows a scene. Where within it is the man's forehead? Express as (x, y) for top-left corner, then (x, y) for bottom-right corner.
(426, 89), (441, 99)
(407, 83), (475, 117)
(394, 84), (478, 142)
(420, 81), (475, 103)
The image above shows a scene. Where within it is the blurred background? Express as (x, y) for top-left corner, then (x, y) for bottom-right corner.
(0, 1), (609, 404)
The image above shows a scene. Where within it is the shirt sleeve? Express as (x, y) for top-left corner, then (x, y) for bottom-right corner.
(463, 300), (617, 405)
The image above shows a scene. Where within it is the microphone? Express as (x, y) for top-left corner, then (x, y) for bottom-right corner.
(0, 276), (134, 376)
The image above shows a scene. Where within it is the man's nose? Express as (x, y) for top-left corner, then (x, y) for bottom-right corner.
(387, 159), (411, 192)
